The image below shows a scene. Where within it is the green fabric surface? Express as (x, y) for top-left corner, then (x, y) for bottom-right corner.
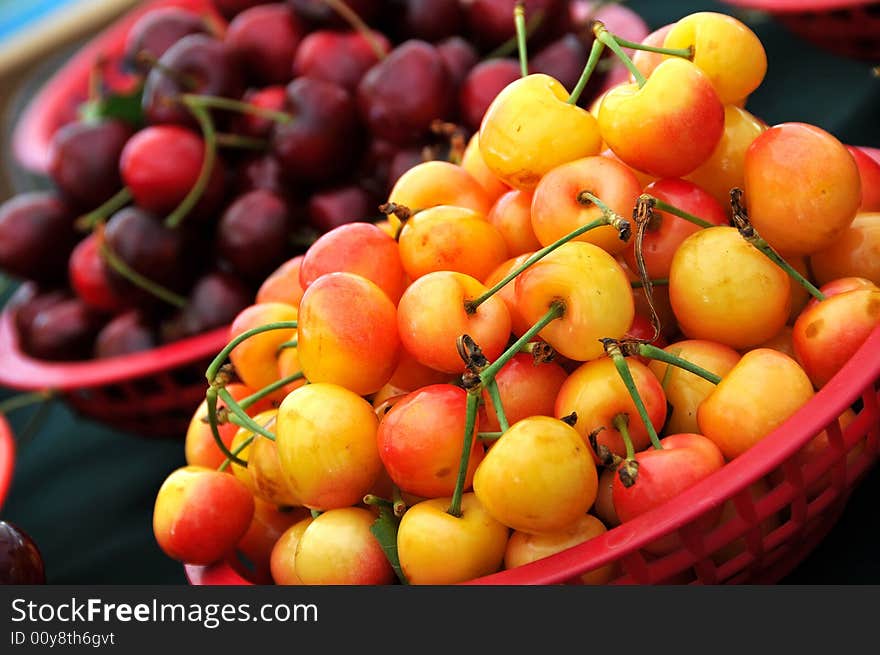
(0, 0), (878, 585)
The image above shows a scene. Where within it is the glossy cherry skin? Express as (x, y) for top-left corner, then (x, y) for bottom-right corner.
(216, 189), (293, 284)
(292, 29), (391, 93)
(47, 119), (133, 209)
(272, 77), (362, 186)
(142, 34), (245, 128)
(847, 146), (880, 212)
(528, 33), (590, 97)
(94, 311), (158, 358)
(810, 213), (880, 287)
(161, 270), (253, 342)
(357, 40), (454, 146)
(123, 6), (212, 71)
(0, 521), (46, 584)
(436, 36), (479, 88)
(306, 184), (378, 233)
(68, 233), (127, 313)
(465, 0), (565, 52)
(230, 85), (287, 139)
(225, 3), (305, 85)
(0, 192), (76, 284)
(21, 298), (105, 361)
(288, 0), (381, 27)
(396, 0), (463, 42)
(458, 59), (521, 133)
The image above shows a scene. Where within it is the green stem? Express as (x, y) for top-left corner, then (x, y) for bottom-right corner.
(593, 21), (646, 87)
(218, 433), (254, 472)
(448, 391), (480, 518)
(636, 343), (722, 385)
(514, 2), (529, 77)
(648, 196), (716, 230)
(603, 340), (663, 450)
(612, 413), (636, 460)
(484, 10), (545, 59)
(478, 431), (503, 441)
(165, 100), (216, 229)
(238, 372), (305, 410)
(392, 485), (406, 518)
(465, 212), (628, 314)
(485, 379), (510, 433)
(568, 37), (605, 105)
(205, 321), (299, 384)
(75, 187), (132, 231)
(215, 133), (269, 150)
(611, 35), (693, 60)
(218, 387), (276, 441)
(206, 387), (248, 467)
(480, 302), (565, 384)
(277, 339), (298, 352)
(99, 242), (187, 308)
(180, 93), (293, 124)
(0, 390), (53, 416)
(730, 188), (825, 302)
(363, 494), (394, 509)
(630, 278), (668, 289)
(310, 509), (322, 519)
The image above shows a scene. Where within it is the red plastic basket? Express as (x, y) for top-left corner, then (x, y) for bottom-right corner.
(186, 319), (880, 585)
(0, 284), (229, 438)
(0, 414), (15, 510)
(719, 0), (880, 60)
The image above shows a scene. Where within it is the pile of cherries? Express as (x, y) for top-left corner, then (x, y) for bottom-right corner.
(0, 0), (639, 363)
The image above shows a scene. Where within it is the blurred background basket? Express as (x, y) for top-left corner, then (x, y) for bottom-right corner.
(0, 414), (15, 510)
(186, 320), (880, 585)
(719, 0), (880, 60)
(0, 284), (227, 438)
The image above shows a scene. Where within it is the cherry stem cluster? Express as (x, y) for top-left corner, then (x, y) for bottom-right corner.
(729, 188), (826, 302)
(602, 339), (663, 451)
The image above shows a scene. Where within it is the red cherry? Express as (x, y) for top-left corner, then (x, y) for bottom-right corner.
(458, 58), (521, 132)
(225, 3), (305, 85)
(69, 233), (127, 313)
(230, 86), (287, 138)
(292, 29), (391, 93)
(94, 311), (158, 358)
(123, 6), (211, 72)
(307, 184), (378, 233)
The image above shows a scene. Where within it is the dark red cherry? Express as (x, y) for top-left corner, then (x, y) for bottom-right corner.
(292, 29), (390, 93)
(356, 40), (454, 146)
(232, 153), (286, 196)
(529, 33), (590, 95)
(307, 183), (378, 233)
(94, 311), (158, 358)
(0, 192), (77, 285)
(466, 0), (567, 52)
(387, 148), (427, 192)
(396, 0), (464, 43)
(161, 270), (253, 341)
(436, 36), (479, 89)
(458, 58), (521, 132)
(12, 288), (73, 342)
(22, 298), (105, 361)
(123, 7), (212, 72)
(69, 233), (127, 313)
(229, 86), (287, 138)
(216, 190), (294, 283)
(47, 119), (133, 210)
(225, 3), (305, 86)
(142, 34), (245, 128)
(288, 0), (381, 28)
(271, 77), (362, 186)
(0, 522), (46, 585)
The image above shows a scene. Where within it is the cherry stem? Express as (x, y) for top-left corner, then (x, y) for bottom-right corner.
(98, 240), (187, 308)
(0, 390), (53, 416)
(729, 188), (826, 302)
(75, 187), (132, 232)
(180, 93), (293, 124)
(485, 379), (510, 433)
(136, 50), (199, 90)
(636, 343), (722, 385)
(465, 210), (629, 314)
(218, 433), (254, 472)
(363, 494), (394, 509)
(392, 485), (406, 518)
(480, 302), (565, 384)
(485, 9), (545, 60)
(277, 339), (298, 352)
(320, 0), (387, 61)
(514, 2), (529, 78)
(611, 35), (693, 61)
(646, 195), (716, 230)
(478, 431), (503, 441)
(238, 372), (305, 411)
(602, 339), (663, 450)
(447, 391), (479, 518)
(631, 278), (668, 289)
(218, 387), (276, 441)
(568, 37), (605, 105)
(206, 387), (248, 467)
(593, 20), (646, 88)
(215, 133), (269, 150)
(206, 321), (299, 384)
(612, 413), (636, 461)
(165, 100), (216, 229)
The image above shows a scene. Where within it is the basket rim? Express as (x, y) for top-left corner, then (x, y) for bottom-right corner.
(0, 283), (230, 391)
(185, 318), (880, 586)
(0, 414), (14, 511)
(719, 0), (878, 12)
(10, 0), (224, 175)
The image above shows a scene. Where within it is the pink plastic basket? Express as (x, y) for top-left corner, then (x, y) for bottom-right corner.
(0, 414), (15, 510)
(719, 0), (880, 60)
